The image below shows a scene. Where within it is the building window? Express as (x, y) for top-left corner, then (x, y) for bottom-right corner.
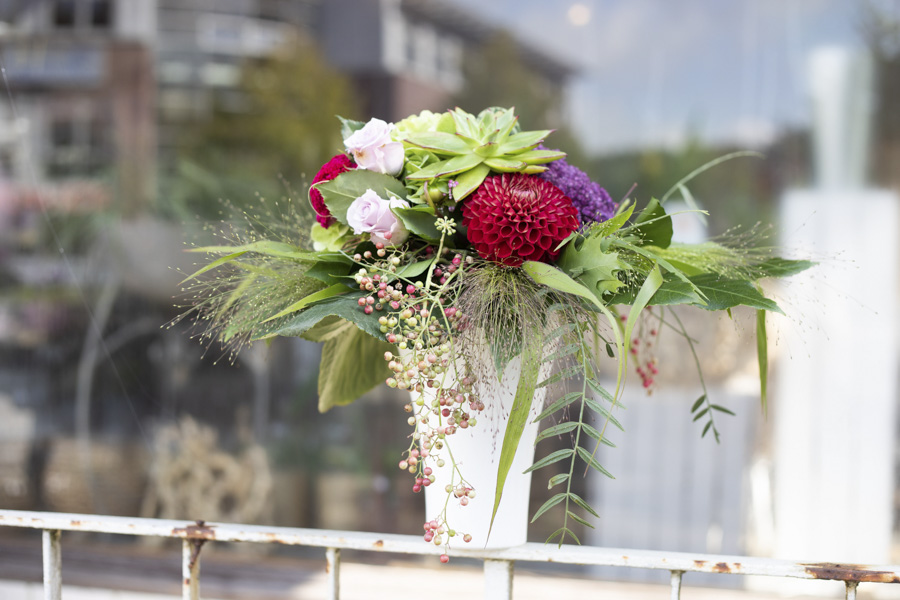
(53, 0), (76, 28)
(90, 0), (113, 28)
(47, 112), (109, 178)
(52, 0), (114, 30)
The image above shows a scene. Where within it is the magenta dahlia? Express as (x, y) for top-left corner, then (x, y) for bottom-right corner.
(309, 154), (355, 227)
(462, 173), (579, 267)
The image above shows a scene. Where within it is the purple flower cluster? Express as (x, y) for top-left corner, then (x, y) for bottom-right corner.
(538, 150), (616, 225)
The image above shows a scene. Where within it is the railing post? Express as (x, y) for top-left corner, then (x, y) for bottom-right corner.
(670, 570), (684, 600)
(42, 529), (62, 600)
(846, 581), (858, 600)
(484, 559), (513, 600)
(182, 539), (201, 600)
(326, 548), (341, 600)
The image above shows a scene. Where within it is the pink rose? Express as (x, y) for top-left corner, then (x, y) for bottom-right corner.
(343, 118), (405, 176)
(346, 189), (409, 246)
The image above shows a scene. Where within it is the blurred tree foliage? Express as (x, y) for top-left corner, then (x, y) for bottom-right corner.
(163, 36), (359, 219)
(583, 129), (810, 236)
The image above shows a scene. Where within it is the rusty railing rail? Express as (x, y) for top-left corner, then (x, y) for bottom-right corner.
(0, 509), (897, 599)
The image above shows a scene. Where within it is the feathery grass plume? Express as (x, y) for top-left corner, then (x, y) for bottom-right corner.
(171, 190), (326, 359)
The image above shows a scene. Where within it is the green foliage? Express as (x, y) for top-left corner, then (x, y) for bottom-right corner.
(317, 322), (393, 412)
(317, 170), (408, 226)
(172, 37), (359, 217)
(405, 107), (564, 201)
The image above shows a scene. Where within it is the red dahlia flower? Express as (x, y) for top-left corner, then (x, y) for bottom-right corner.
(462, 173), (579, 267)
(310, 154), (355, 227)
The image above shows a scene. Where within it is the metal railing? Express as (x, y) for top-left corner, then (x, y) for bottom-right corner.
(1, 509), (898, 599)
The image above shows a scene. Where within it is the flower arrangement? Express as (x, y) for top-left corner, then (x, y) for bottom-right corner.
(181, 107), (811, 560)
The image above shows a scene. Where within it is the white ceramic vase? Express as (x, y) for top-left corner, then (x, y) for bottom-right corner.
(412, 349), (552, 549)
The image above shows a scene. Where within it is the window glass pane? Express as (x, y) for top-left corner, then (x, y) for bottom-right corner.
(52, 0), (76, 27)
(91, 0), (113, 28)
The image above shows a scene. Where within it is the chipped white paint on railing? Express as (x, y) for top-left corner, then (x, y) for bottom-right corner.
(1, 510), (897, 600)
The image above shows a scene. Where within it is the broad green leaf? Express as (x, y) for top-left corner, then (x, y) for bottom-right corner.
(556, 238), (629, 298)
(523, 448), (574, 473)
(754, 257), (816, 279)
(393, 205), (441, 241)
(299, 315), (352, 343)
(690, 275), (784, 313)
(317, 170), (408, 226)
(317, 324), (393, 412)
(693, 407), (709, 421)
(531, 493), (567, 523)
(338, 115), (365, 140)
(522, 261), (605, 311)
(489, 340), (542, 542)
(263, 283), (350, 322)
(629, 198), (673, 249)
(394, 257), (436, 280)
(606, 274), (704, 307)
(304, 257), (355, 287)
(264, 293), (384, 341)
(608, 239), (707, 304)
(757, 308), (768, 416)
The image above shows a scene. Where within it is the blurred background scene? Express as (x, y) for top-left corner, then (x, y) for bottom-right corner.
(0, 0), (898, 597)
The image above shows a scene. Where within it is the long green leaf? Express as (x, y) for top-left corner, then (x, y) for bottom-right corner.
(262, 283), (350, 322)
(660, 150), (763, 204)
(756, 308), (768, 416)
(567, 511), (595, 529)
(534, 421), (580, 444)
(533, 391), (582, 422)
(523, 448), (574, 473)
(577, 447), (615, 478)
(530, 493), (567, 523)
(570, 493), (602, 518)
(488, 340), (542, 542)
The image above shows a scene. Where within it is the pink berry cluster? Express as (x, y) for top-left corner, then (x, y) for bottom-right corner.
(630, 325), (659, 390)
(351, 242), (483, 560)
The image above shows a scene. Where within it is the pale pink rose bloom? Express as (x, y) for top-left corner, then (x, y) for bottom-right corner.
(344, 118), (405, 176)
(346, 189), (409, 246)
